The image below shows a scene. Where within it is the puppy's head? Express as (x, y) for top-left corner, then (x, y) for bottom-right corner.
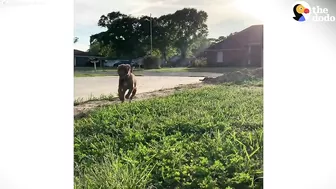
(117, 64), (131, 79)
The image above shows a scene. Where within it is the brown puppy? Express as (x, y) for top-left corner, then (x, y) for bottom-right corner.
(117, 64), (137, 102)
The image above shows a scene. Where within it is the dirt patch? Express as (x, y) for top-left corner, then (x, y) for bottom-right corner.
(74, 83), (206, 119)
(200, 68), (263, 84)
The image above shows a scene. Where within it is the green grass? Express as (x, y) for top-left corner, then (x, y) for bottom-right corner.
(143, 67), (260, 73)
(141, 67), (246, 73)
(74, 67), (144, 72)
(74, 72), (115, 77)
(74, 67), (261, 76)
(74, 93), (116, 105)
(186, 67), (259, 73)
(74, 67), (119, 71)
(74, 82), (263, 189)
(74, 70), (144, 77)
(145, 67), (189, 72)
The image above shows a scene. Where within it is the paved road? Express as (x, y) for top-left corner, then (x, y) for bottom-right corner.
(74, 76), (204, 100)
(142, 72), (222, 78)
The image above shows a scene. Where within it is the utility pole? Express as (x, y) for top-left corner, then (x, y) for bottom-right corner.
(150, 13), (153, 55)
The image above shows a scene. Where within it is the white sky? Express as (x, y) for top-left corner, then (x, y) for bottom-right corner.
(74, 0), (262, 51)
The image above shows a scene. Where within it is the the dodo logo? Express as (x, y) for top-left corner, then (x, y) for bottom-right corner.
(293, 1), (311, 22)
(293, 1), (336, 22)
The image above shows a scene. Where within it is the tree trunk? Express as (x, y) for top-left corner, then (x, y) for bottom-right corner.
(162, 49), (167, 61)
(180, 45), (188, 59)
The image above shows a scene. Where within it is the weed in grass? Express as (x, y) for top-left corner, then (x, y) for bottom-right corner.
(74, 151), (156, 189)
(74, 84), (263, 189)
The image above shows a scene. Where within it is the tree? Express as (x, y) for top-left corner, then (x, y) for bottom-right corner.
(93, 12), (146, 58)
(88, 40), (116, 58)
(216, 36), (226, 42)
(151, 14), (178, 61)
(90, 8), (210, 64)
(206, 32), (239, 47)
(169, 8), (209, 59)
(88, 41), (100, 55)
(190, 37), (212, 56)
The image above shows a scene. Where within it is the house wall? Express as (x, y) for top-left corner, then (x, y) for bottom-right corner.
(249, 45), (263, 67)
(74, 56), (104, 67)
(206, 49), (246, 67)
(74, 56), (91, 67)
(206, 45), (263, 67)
(205, 25), (263, 68)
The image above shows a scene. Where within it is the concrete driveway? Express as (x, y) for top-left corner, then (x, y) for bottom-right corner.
(74, 76), (204, 100)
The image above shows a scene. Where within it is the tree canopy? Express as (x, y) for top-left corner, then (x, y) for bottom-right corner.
(88, 8), (239, 63)
(89, 8), (209, 61)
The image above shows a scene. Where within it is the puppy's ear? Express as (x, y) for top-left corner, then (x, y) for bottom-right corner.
(125, 64), (131, 74)
(117, 64), (122, 71)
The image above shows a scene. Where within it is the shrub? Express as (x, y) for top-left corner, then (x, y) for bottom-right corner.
(190, 57), (207, 67)
(166, 61), (177, 67)
(143, 55), (161, 69)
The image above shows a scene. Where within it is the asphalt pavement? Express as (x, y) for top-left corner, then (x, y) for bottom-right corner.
(74, 76), (204, 100)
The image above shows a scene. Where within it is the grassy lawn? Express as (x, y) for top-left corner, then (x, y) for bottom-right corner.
(74, 72), (116, 77)
(186, 67), (258, 73)
(145, 67), (189, 72)
(74, 82), (263, 188)
(74, 69), (144, 77)
(142, 67), (257, 73)
(74, 67), (260, 77)
(74, 72), (144, 77)
(74, 67), (118, 71)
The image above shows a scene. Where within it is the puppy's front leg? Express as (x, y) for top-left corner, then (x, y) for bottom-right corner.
(118, 88), (126, 103)
(129, 87), (137, 101)
(125, 86), (133, 99)
(118, 80), (126, 103)
(129, 80), (137, 101)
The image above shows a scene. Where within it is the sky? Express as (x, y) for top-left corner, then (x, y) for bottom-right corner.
(74, 0), (263, 51)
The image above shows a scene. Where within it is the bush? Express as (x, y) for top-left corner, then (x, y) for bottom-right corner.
(190, 57), (207, 67)
(167, 58), (187, 67)
(143, 55), (161, 69)
(166, 61), (177, 67)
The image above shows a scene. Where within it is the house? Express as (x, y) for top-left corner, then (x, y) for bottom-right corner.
(74, 49), (105, 67)
(168, 55), (192, 67)
(205, 25), (263, 67)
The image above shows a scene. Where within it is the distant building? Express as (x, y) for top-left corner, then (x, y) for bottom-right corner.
(205, 25), (263, 67)
(74, 49), (105, 67)
(168, 55), (192, 67)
